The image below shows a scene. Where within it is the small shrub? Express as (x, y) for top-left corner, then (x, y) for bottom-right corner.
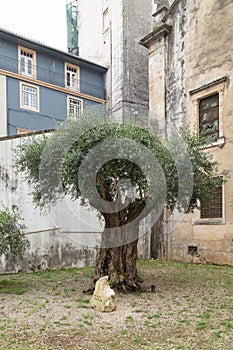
(0, 205), (29, 261)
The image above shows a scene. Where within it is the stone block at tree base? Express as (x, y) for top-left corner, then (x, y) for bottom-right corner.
(90, 276), (116, 312)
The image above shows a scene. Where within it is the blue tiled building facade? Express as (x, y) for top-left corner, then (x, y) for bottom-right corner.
(0, 28), (107, 136)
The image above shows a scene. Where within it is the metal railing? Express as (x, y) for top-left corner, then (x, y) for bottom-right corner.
(0, 54), (106, 100)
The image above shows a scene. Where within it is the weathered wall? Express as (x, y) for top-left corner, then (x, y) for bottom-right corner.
(166, 0), (233, 265)
(77, 0), (154, 123)
(166, 0), (187, 133)
(0, 135), (102, 273)
(0, 134), (150, 273)
(121, 0), (152, 125)
(144, 0), (233, 265)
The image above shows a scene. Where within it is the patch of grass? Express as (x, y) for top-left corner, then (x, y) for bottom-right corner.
(196, 321), (208, 330)
(76, 298), (90, 304)
(0, 280), (27, 295)
(133, 309), (144, 313)
(82, 313), (94, 321)
(76, 297), (90, 309)
(157, 293), (165, 299)
(0, 261), (233, 349)
(60, 315), (68, 321)
(212, 331), (222, 339)
(125, 315), (134, 323)
(219, 319), (233, 330)
(179, 319), (191, 326)
(147, 314), (160, 320)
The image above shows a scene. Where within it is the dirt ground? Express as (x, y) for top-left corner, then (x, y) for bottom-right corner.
(0, 260), (233, 350)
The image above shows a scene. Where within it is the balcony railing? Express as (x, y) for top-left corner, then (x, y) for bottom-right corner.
(0, 54), (106, 100)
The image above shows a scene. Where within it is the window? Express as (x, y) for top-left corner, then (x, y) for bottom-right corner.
(67, 96), (83, 118)
(18, 46), (36, 78)
(20, 82), (40, 112)
(200, 183), (223, 219)
(22, 85), (37, 108)
(193, 176), (225, 224)
(199, 94), (219, 143)
(65, 63), (79, 91)
(190, 77), (226, 148)
(188, 245), (198, 256)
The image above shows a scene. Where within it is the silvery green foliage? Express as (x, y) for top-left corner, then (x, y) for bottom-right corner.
(0, 206), (29, 261)
(15, 115), (221, 215)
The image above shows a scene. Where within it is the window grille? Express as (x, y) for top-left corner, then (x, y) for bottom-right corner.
(200, 179), (223, 219)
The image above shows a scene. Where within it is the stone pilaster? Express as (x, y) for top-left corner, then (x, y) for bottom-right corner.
(140, 24), (171, 136)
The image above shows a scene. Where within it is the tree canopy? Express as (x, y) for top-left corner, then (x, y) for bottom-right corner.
(15, 116), (222, 290)
(15, 117), (221, 215)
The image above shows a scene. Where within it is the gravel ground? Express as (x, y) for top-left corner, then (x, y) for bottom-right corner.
(0, 260), (233, 350)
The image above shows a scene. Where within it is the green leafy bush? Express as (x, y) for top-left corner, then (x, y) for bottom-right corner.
(0, 206), (29, 261)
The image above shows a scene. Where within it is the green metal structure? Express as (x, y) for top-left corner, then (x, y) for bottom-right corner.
(66, 0), (79, 55)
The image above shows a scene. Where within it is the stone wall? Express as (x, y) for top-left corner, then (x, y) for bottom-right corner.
(167, 0), (233, 265)
(142, 0), (233, 265)
(166, 0), (187, 133)
(77, 0), (154, 123)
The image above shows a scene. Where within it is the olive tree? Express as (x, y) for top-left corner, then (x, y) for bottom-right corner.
(15, 116), (221, 291)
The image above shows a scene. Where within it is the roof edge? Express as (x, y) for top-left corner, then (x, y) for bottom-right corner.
(0, 27), (107, 71)
(139, 24), (172, 48)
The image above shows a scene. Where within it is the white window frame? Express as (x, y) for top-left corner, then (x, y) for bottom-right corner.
(16, 128), (33, 135)
(190, 77), (226, 149)
(193, 175), (225, 225)
(18, 46), (36, 78)
(65, 62), (80, 92)
(20, 82), (40, 112)
(67, 96), (83, 119)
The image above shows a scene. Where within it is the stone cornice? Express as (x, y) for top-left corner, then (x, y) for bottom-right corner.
(189, 77), (227, 95)
(152, 6), (169, 18)
(139, 24), (172, 48)
(162, 0), (181, 22)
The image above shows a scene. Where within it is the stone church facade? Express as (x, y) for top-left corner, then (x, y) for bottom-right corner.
(141, 0), (233, 265)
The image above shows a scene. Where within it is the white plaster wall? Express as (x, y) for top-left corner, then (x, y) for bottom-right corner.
(0, 134), (150, 272)
(0, 136), (102, 272)
(77, 0), (154, 123)
(78, 0), (124, 121)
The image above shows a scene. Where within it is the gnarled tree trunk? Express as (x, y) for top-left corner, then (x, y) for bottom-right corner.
(94, 211), (142, 292)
